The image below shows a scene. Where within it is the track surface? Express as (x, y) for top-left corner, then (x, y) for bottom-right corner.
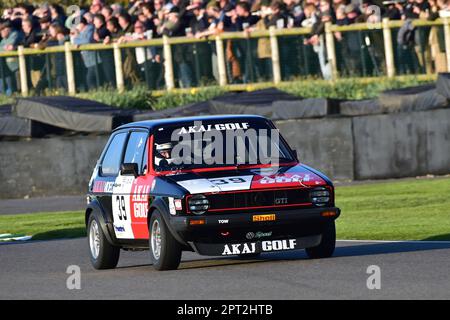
(0, 196), (84, 215)
(1, 238), (449, 299)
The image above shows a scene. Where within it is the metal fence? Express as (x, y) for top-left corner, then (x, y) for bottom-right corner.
(1, 17), (449, 97)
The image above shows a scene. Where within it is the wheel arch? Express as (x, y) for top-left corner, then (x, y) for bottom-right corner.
(86, 199), (116, 246)
(148, 196), (188, 247)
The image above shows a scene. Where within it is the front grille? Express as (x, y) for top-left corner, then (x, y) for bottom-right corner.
(205, 188), (312, 212)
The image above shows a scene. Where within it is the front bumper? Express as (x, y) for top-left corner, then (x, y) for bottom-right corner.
(169, 207), (340, 254)
(190, 234), (323, 256)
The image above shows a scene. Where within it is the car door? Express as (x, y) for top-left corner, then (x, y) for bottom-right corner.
(112, 130), (152, 240)
(94, 131), (128, 224)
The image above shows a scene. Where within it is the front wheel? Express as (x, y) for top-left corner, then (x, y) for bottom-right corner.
(305, 221), (336, 259)
(149, 211), (182, 270)
(88, 214), (120, 269)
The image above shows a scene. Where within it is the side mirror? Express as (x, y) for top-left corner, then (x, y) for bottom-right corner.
(121, 163), (139, 177)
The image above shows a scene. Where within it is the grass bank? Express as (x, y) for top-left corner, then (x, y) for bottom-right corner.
(1, 176), (449, 242)
(0, 75), (435, 110)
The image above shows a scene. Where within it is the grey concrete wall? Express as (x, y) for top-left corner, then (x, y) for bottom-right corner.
(0, 136), (108, 198)
(353, 108), (450, 180)
(275, 118), (354, 180)
(1, 108), (450, 198)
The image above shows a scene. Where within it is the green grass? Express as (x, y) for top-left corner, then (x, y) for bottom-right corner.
(0, 177), (449, 242)
(335, 177), (450, 241)
(0, 211), (85, 241)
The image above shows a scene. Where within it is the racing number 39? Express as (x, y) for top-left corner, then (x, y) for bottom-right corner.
(116, 195), (127, 220)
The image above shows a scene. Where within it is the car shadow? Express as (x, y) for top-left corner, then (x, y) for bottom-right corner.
(422, 234), (450, 241)
(31, 227), (86, 241)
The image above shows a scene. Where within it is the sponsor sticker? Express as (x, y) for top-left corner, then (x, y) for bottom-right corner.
(246, 231), (273, 240)
(178, 122), (250, 135)
(114, 225), (125, 233)
(221, 239), (297, 255)
(252, 214), (276, 222)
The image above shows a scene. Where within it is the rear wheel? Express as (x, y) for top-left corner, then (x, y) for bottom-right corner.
(88, 214), (120, 269)
(149, 211), (182, 270)
(305, 221), (336, 259)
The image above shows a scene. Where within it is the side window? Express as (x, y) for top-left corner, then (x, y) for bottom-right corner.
(101, 132), (127, 176)
(123, 131), (148, 174)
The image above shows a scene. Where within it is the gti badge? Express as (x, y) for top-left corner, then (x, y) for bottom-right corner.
(274, 197), (288, 204)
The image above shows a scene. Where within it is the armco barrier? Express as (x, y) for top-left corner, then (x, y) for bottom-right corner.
(0, 108), (449, 198)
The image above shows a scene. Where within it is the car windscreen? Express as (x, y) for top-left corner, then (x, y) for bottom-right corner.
(152, 118), (294, 171)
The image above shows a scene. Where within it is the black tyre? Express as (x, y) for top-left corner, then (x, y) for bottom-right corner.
(305, 221), (336, 259)
(88, 214), (120, 269)
(149, 210), (182, 270)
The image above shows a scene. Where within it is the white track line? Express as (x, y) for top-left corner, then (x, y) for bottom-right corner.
(338, 239), (450, 244)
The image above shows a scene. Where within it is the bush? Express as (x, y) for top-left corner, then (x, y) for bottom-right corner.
(76, 85), (155, 109)
(278, 76), (434, 100)
(152, 87), (226, 110)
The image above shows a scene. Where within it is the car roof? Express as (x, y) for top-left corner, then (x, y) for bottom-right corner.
(113, 114), (269, 132)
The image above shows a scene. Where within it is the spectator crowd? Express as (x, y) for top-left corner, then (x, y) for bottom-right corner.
(0, 0), (449, 95)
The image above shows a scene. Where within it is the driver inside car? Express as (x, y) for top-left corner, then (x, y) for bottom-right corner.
(154, 142), (175, 169)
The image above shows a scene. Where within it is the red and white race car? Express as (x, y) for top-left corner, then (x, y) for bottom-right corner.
(86, 115), (340, 270)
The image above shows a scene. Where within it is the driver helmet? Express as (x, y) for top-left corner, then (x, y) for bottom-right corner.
(155, 142), (174, 166)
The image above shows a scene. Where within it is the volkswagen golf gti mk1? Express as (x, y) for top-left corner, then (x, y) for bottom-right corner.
(86, 115), (341, 270)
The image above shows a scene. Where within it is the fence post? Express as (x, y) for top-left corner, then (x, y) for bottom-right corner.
(382, 18), (395, 78)
(113, 43), (125, 93)
(215, 36), (227, 86)
(163, 35), (175, 90)
(269, 26), (281, 84)
(64, 42), (76, 95)
(17, 45), (28, 96)
(324, 22), (338, 81)
(444, 18), (450, 72)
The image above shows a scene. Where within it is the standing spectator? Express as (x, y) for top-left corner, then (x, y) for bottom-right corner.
(38, 15), (52, 40)
(118, 13), (141, 85)
(72, 17), (101, 90)
(93, 14), (115, 86)
(397, 19), (419, 74)
(101, 6), (114, 22)
(50, 4), (66, 26)
(37, 23), (68, 90)
(140, 3), (157, 32)
(0, 20), (23, 95)
(251, 0), (273, 81)
(226, 1), (260, 83)
(106, 17), (121, 40)
(187, 0), (213, 84)
(428, 0), (447, 72)
(22, 17), (43, 90)
(303, 3), (332, 80)
(160, 7), (194, 87)
(121, 20), (162, 89)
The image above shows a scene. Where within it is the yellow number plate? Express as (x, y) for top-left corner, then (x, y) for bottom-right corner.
(252, 214), (276, 222)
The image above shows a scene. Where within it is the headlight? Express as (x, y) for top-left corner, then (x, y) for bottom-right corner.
(188, 194), (209, 215)
(310, 188), (330, 206)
